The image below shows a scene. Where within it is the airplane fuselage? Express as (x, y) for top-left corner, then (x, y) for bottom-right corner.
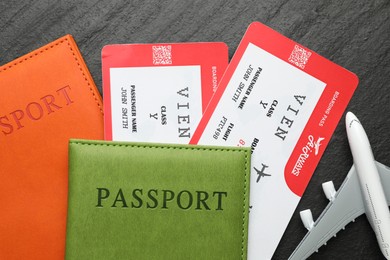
(346, 112), (390, 259)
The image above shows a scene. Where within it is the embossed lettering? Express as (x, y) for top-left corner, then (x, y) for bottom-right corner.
(177, 190), (193, 210)
(96, 188), (228, 211)
(147, 189), (158, 209)
(96, 188), (110, 207)
(112, 188), (128, 208)
(0, 85), (74, 136)
(196, 191), (210, 210)
(131, 189), (143, 208)
(162, 190), (175, 209)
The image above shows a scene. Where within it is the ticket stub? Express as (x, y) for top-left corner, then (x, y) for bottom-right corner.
(102, 42), (228, 142)
(190, 22), (358, 259)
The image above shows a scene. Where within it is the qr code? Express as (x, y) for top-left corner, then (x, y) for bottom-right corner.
(152, 45), (172, 65)
(288, 45), (312, 69)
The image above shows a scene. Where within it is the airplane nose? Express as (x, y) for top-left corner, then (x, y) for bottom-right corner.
(345, 111), (359, 129)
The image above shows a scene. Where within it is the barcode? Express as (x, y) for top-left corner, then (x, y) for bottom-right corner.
(288, 45), (311, 69)
(152, 45), (172, 65)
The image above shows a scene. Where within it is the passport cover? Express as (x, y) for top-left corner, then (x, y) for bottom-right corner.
(66, 139), (250, 260)
(0, 35), (104, 259)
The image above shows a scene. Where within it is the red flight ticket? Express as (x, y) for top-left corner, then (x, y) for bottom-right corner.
(190, 22), (358, 259)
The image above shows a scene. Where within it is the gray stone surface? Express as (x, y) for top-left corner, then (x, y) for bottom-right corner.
(1, 0), (389, 259)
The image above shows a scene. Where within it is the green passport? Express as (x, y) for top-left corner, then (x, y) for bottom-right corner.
(66, 139), (250, 259)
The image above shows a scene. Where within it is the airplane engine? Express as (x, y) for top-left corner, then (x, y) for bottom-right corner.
(300, 209), (314, 231)
(322, 181), (336, 201)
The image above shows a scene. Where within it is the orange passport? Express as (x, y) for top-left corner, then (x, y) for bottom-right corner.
(0, 35), (104, 259)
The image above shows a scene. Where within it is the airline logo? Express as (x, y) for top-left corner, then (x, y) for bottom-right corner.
(291, 135), (325, 177)
(314, 137), (325, 155)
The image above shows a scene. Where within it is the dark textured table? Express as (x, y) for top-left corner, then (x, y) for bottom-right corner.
(1, 1), (389, 259)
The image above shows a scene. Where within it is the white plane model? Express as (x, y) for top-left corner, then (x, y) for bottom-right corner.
(289, 112), (390, 260)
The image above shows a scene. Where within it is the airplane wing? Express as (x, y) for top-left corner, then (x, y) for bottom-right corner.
(377, 162), (390, 205)
(288, 161), (390, 260)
